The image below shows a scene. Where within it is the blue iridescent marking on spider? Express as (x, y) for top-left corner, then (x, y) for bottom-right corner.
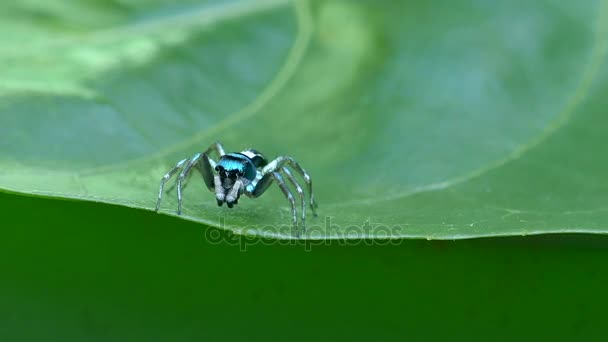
(216, 153), (257, 181)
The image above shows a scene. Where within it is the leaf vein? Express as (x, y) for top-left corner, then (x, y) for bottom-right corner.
(331, 0), (608, 208)
(78, 0), (314, 176)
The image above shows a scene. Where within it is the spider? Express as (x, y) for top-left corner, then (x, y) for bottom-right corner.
(155, 141), (318, 235)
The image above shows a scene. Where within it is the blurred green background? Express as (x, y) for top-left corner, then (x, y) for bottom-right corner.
(2, 192), (608, 340)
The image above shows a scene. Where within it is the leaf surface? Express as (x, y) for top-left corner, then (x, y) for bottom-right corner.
(1, 0), (608, 239)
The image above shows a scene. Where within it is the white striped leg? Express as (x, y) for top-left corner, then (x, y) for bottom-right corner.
(281, 166), (306, 231)
(203, 141), (226, 168)
(176, 153), (204, 215)
(272, 172), (298, 237)
(263, 156), (318, 216)
(156, 158), (188, 212)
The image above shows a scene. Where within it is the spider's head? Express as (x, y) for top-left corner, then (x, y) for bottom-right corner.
(214, 158), (247, 209)
(215, 154), (257, 209)
(216, 153), (257, 191)
(215, 164), (245, 189)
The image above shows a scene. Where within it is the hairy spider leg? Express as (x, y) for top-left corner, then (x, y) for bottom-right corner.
(263, 156), (318, 216)
(273, 172), (298, 237)
(176, 153), (203, 215)
(248, 172), (274, 198)
(195, 153), (216, 192)
(203, 141), (226, 168)
(281, 166), (306, 230)
(247, 171), (299, 237)
(156, 141), (227, 214)
(176, 151), (223, 215)
(156, 158), (188, 212)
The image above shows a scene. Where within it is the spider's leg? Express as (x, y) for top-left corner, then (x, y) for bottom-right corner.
(248, 171), (299, 237)
(195, 152), (225, 206)
(264, 156), (318, 216)
(194, 153), (217, 192)
(249, 172), (275, 198)
(176, 153), (205, 215)
(156, 158), (188, 212)
(204, 141), (226, 161)
(177, 152), (227, 213)
(281, 166), (306, 231)
(166, 152), (218, 194)
(272, 172), (298, 237)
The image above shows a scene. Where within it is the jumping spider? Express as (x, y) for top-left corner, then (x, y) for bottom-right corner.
(155, 141), (318, 235)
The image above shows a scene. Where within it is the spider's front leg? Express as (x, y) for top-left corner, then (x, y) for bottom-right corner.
(203, 141), (226, 169)
(175, 152), (219, 215)
(155, 158), (188, 212)
(156, 141), (226, 214)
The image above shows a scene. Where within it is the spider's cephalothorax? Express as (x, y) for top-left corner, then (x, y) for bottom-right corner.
(213, 150), (264, 207)
(155, 142), (317, 236)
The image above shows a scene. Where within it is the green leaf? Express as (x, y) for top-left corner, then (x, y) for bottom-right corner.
(1, 0), (608, 239)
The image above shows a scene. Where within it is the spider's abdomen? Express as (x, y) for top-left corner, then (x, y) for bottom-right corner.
(239, 149), (268, 168)
(217, 153), (257, 181)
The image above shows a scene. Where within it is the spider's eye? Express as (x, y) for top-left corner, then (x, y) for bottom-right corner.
(229, 172), (237, 180)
